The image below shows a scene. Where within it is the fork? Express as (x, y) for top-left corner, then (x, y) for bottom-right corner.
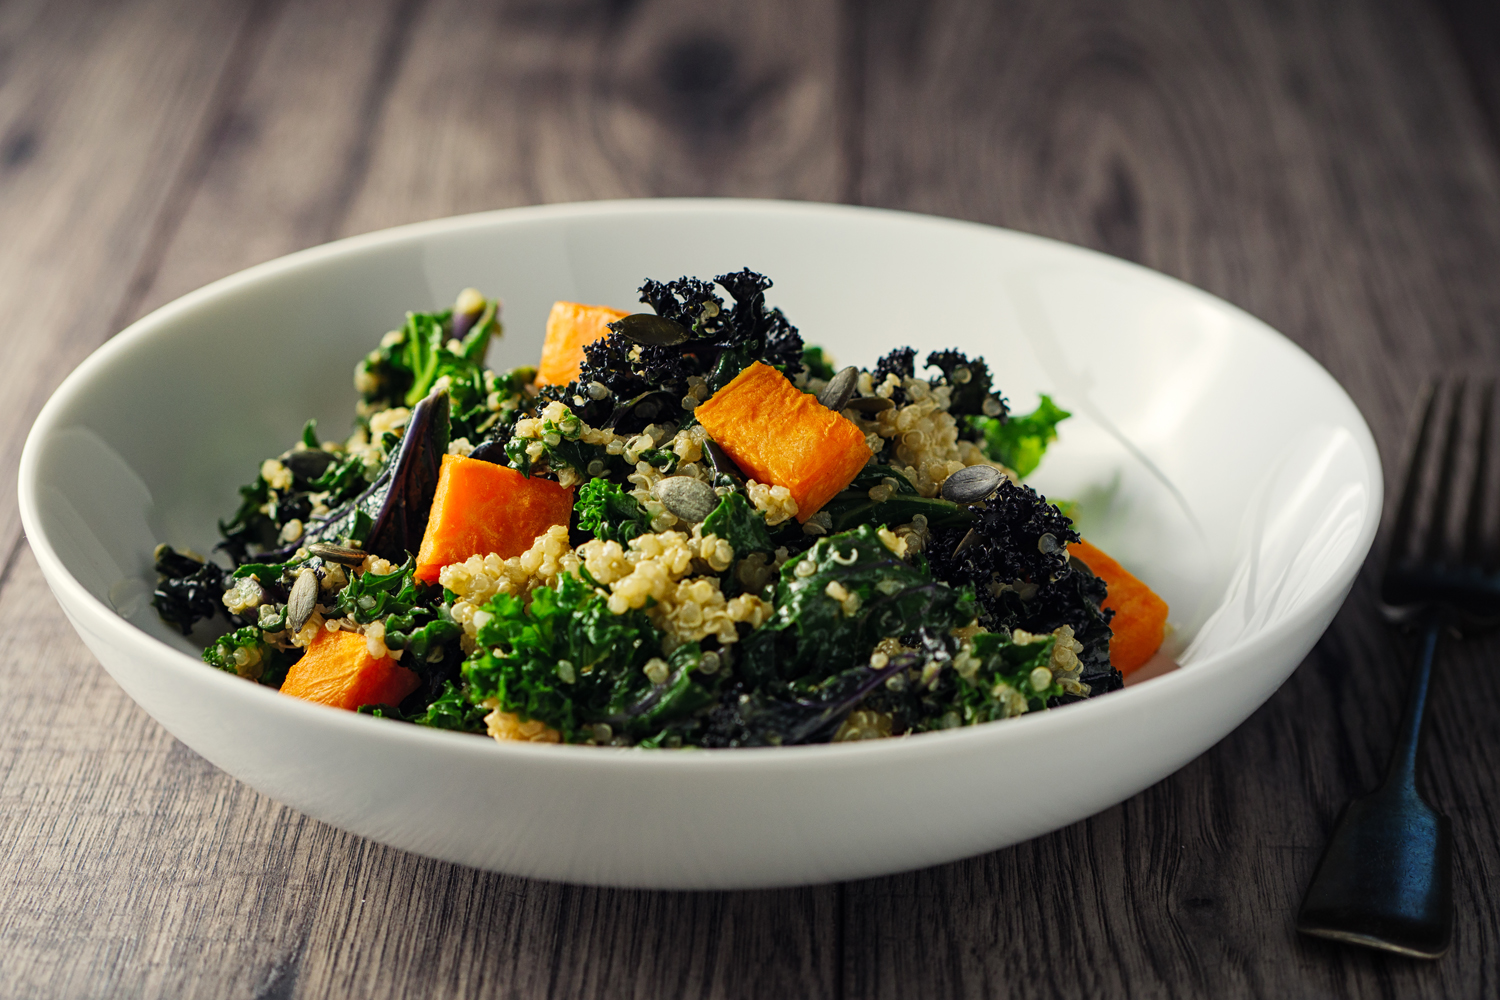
(1296, 378), (1498, 959)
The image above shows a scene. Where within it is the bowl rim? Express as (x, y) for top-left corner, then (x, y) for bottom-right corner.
(17, 196), (1384, 771)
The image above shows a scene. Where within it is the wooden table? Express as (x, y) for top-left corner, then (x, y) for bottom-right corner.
(3, 0), (1499, 995)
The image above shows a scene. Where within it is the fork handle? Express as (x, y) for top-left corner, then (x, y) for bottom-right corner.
(1382, 621), (1440, 794)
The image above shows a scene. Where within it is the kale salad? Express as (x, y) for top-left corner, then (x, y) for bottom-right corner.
(152, 269), (1130, 748)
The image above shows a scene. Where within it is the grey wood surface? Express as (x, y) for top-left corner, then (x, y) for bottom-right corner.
(2, 0), (1498, 996)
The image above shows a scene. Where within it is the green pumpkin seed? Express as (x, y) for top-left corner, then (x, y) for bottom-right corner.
(308, 542), (367, 566)
(287, 568), (320, 634)
(941, 465), (1005, 504)
(655, 476), (718, 523)
(818, 366), (859, 412)
(614, 313), (689, 346)
(845, 395), (895, 415)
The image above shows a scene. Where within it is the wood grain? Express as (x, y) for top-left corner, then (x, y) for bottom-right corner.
(0, 547), (835, 1000)
(850, 0), (1500, 996)
(2, 2), (845, 997)
(339, 0), (847, 236)
(4, 0), (1500, 996)
(0, 0), (260, 553)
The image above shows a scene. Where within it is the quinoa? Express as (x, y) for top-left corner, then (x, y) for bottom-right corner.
(746, 479), (798, 525)
(482, 703), (562, 744)
(157, 269), (1121, 749)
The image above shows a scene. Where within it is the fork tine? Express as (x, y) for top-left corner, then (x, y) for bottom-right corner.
(1423, 379), (1466, 564)
(1388, 379), (1442, 567)
(1462, 380), (1496, 571)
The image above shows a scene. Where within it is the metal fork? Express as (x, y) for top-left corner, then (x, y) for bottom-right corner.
(1297, 378), (1499, 959)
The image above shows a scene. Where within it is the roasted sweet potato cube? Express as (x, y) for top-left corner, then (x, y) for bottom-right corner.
(1069, 539), (1169, 674)
(534, 301), (630, 387)
(414, 454), (575, 583)
(280, 629), (420, 710)
(694, 361), (872, 523)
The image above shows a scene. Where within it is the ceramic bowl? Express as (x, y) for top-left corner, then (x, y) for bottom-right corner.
(18, 200), (1381, 888)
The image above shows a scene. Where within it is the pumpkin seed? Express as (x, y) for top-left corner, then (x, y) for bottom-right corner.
(283, 448), (335, 481)
(613, 313), (689, 346)
(845, 395), (895, 415)
(655, 476), (719, 523)
(818, 366), (859, 412)
(308, 541), (367, 566)
(951, 528), (981, 558)
(287, 568), (320, 634)
(941, 465), (1005, 504)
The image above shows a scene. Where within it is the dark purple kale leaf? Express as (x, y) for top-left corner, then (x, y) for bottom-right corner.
(925, 478), (1120, 699)
(871, 347), (917, 405)
(549, 269), (806, 431)
(925, 349), (1002, 420)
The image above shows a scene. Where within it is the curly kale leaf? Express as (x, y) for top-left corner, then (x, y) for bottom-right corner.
(410, 679), (489, 732)
(463, 573), (717, 742)
(640, 268), (804, 373)
(217, 475), (276, 565)
(740, 525), (976, 691)
(924, 349), (1000, 419)
(575, 478), (651, 544)
(354, 299), (500, 413)
(819, 466), (972, 535)
(924, 480), (1117, 699)
(335, 557), (424, 623)
(872, 347), (916, 405)
(801, 345), (836, 381)
(1043, 561), (1120, 700)
(562, 269), (805, 426)
(927, 478), (1078, 594)
(701, 491), (773, 556)
(151, 545), (231, 635)
(972, 394), (1070, 478)
(203, 625), (298, 687)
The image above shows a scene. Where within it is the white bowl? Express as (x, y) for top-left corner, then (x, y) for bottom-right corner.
(19, 200), (1381, 889)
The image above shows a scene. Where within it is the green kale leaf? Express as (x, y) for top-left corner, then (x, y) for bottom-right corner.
(701, 491), (773, 556)
(352, 298), (500, 415)
(411, 679), (489, 732)
(336, 557), (424, 623)
(463, 572), (713, 742)
(801, 345), (837, 381)
(743, 525), (976, 690)
(203, 625), (298, 688)
(819, 466), (971, 535)
(575, 478), (651, 544)
(971, 394), (1070, 478)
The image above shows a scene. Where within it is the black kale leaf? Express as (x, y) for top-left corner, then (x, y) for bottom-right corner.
(561, 269), (805, 428)
(151, 545), (230, 635)
(871, 347), (916, 405)
(926, 478), (1078, 594)
(925, 349), (1001, 419)
(925, 480), (1118, 700)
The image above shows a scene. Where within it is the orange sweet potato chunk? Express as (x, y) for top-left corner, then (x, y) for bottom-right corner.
(534, 301), (630, 387)
(415, 454), (575, 583)
(1069, 539), (1169, 675)
(280, 629), (420, 710)
(694, 362), (872, 523)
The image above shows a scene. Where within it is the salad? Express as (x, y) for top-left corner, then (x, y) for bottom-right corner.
(151, 270), (1166, 747)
